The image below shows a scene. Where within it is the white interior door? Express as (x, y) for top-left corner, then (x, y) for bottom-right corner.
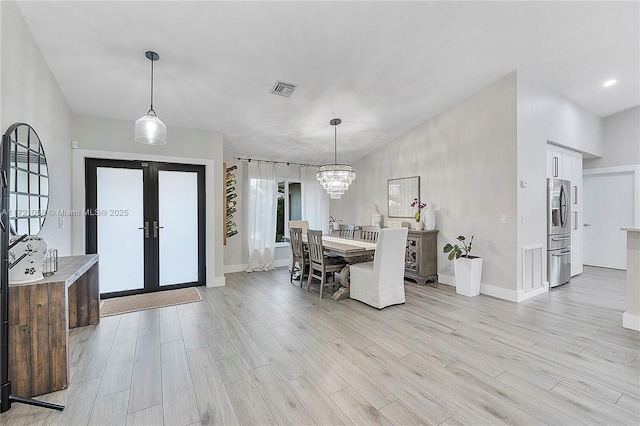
(583, 172), (635, 269)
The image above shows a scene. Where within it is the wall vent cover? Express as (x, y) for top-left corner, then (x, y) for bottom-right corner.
(270, 81), (297, 97)
(523, 245), (543, 292)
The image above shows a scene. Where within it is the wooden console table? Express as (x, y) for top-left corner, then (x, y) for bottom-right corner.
(8, 254), (99, 397)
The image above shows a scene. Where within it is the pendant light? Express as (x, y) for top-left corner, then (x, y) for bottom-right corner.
(135, 51), (167, 145)
(316, 118), (356, 199)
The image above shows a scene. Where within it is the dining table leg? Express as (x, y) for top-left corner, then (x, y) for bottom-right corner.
(331, 265), (351, 300)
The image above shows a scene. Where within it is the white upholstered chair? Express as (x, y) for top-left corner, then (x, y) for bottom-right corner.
(288, 220), (309, 235)
(349, 227), (409, 309)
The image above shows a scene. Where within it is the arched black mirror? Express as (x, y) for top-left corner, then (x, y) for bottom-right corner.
(4, 124), (49, 235)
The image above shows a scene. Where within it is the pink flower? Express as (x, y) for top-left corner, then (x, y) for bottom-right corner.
(411, 198), (427, 209)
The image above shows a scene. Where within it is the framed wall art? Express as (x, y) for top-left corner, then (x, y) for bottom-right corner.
(388, 176), (419, 218)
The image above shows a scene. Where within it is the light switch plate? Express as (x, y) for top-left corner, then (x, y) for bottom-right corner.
(500, 214), (507, 224)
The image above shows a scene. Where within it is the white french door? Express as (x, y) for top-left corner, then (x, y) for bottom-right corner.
(86, 159), (205, 297)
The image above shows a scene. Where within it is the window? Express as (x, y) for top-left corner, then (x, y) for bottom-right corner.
(276, 180), (302, 243)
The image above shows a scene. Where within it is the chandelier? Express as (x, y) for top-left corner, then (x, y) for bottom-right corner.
(135, 51), (167, 145)
(316, 118), (356, 199)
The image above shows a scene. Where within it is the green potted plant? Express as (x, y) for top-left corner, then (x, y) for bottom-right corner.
(443, 235), (483, 297)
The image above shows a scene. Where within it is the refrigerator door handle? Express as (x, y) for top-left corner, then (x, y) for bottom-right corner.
(559, 184), (568, 228)
(552, 251), (571, 257)
(551, 236), (571, 241)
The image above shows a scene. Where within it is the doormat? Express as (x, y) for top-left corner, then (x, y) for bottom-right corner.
(100, 287), (202, 317)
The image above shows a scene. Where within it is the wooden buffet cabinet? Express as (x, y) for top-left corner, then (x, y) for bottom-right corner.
(8, 255), (99, 397)
(405, 230), (438, 285)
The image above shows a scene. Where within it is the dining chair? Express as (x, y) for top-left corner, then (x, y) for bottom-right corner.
(306, 229), (347, 298)
(338, 224), (356, 239)
(289, 227), (309, 286)
(349, 227), (409, 309)
(360, 225), (381, 242)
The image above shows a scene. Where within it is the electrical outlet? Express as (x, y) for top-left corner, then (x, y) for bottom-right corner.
(58, 217), (64, 228)
(500, 214), (507, 224)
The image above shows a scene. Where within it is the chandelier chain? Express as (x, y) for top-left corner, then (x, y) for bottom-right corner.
(334, 124), (337, 164)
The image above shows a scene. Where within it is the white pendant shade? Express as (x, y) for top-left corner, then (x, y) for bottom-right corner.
(135, 51), (166, 145)
(316, 164), (356, 199)
(135, 113), (167, 145)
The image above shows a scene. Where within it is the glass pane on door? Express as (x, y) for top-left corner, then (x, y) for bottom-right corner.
(158, 170), (199, 286)
(96, 167), (144, 293)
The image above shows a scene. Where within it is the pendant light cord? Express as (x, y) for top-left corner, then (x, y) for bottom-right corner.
(148, 58), (155, 115)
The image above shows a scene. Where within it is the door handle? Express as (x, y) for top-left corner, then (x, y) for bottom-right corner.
(138, 221), (149, 238)
(153, 221), (164, 238)
(583, 223), (592, 227)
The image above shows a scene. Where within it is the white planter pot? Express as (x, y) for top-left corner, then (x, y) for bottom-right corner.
(412, 221), (423, 230)
(454, 256), (483, 297)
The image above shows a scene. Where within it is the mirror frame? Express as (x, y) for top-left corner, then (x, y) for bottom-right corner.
(4, 123), (49, 236)
(388, 176), (420, 218)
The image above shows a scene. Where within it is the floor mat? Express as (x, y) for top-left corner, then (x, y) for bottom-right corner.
(100, 287), (202, 317)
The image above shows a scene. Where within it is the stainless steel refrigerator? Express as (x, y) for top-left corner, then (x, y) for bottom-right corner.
(547, 178), (571, 287)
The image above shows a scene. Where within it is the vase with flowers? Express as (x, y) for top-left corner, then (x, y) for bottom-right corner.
(410, 198), (426, 230)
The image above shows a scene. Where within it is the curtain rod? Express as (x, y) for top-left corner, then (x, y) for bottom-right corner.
(236, 157), (319, 168)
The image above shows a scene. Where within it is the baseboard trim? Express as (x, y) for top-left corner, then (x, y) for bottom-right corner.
(479, 283), (518, 302)
(224, 264), (249, 274)
(438, 274), (455, 286)
(437, 274), (520, 302)
(225, 259), (289, 274)
(515, 284), (549, 302)
(207, 275), (226, 288)
(623, 312), (640, 331)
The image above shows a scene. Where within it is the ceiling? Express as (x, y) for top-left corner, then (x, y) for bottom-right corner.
(16, 1), (639, 165)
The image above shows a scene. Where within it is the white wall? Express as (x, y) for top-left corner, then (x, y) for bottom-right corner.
(1, 0), (73, 254)
(582, 106), (640, 268)
(330, 71), (605, 302)
(516, 73), (603, 298)
(331, 72), (519, 297)
(71, 113), (226, 286)
(584, 106), (640, 170)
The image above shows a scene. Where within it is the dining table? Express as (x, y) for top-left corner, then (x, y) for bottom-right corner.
(299, 234), (377, 300)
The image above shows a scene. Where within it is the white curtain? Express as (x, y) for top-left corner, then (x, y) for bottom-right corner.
(246, 162), (277, 272)
(300, 166), (330, 234)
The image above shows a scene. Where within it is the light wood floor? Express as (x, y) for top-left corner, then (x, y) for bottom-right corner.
(1, 266), (638, 425)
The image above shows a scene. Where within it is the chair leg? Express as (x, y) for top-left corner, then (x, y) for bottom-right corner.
(307, 267), (313, 292)
(319, 267), (326, 299)
(300, 264), (306, 288)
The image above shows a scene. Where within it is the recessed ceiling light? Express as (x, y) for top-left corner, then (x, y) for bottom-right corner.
(603, 79), (617, 87)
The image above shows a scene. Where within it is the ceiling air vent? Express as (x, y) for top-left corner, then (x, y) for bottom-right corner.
(270, 81), (297, 97)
